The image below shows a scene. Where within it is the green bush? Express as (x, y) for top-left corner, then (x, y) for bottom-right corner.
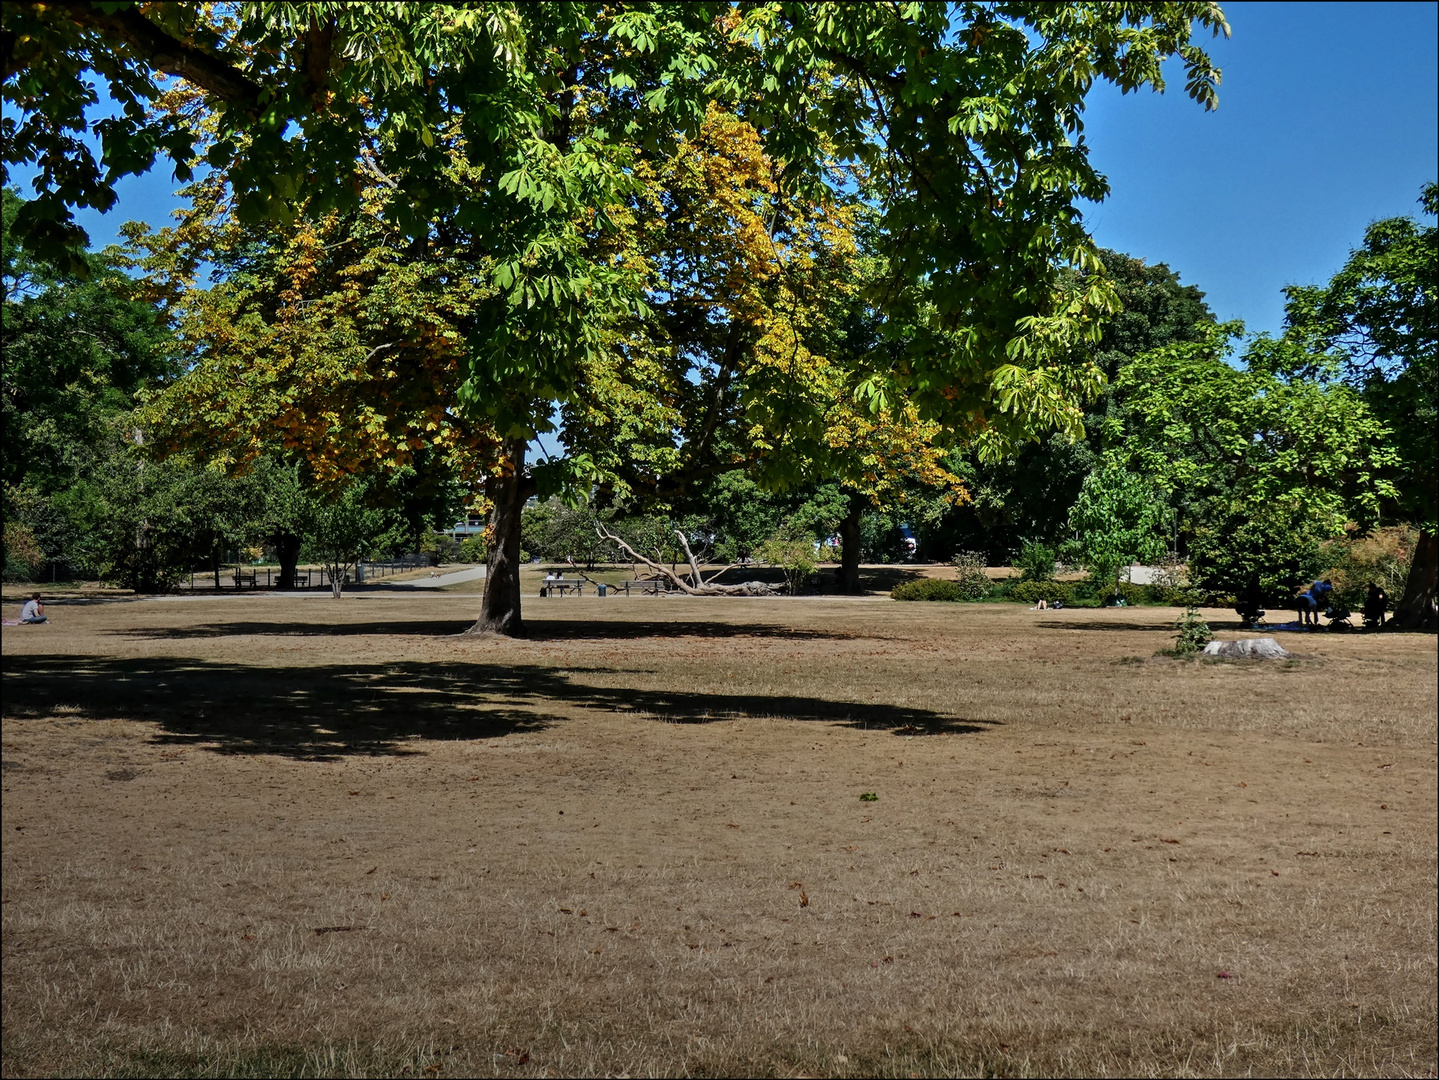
(419, 531), (460, 566)
(1319, 524), (1417, 610)
(458, 535), (487, 563)
(950, 551), (993, 600)
(1008, 579), (1072, 604)
(1016, 540), (1057, 582)
(2, 523), (43, 582)
(891, 578), (964, 602)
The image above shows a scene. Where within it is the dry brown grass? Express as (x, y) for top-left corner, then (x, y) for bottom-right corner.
(2, 591), (1435, 1078)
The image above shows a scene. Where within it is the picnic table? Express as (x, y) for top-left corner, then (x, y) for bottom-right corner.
(539, 578), (586, 597)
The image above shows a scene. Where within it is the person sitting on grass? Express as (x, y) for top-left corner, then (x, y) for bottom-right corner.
(1235, 578), (1266, 629)
(19, 593), (46, 623)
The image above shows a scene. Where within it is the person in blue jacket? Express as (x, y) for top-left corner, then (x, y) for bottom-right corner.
(1297, 579), (1333, 626)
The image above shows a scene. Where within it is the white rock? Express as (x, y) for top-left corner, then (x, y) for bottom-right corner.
(1201, 637), (1290, 659)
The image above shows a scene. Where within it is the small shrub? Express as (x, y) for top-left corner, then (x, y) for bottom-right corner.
(759, 532), (820, 595)
(1016, 540), (1057, 582)
(1319, 524), (1417, 610)
(1150, 584), (1191, 606)
(458, 535), (487, 563)
(2, 523), (44, 583)
(950, 551), (993, 600)
(892, 578), (963, 602)
(1172, 602), (1213, 656)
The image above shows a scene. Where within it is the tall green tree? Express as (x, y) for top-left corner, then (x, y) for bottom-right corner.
(931, 247), (1216, 560)
(2, 188), (172, 494)
(1281, 183), (1437, 628)
(1065, 465), (1168, 597)
(1115, 323), (1400, 603)
(8, 2), (1229, 633)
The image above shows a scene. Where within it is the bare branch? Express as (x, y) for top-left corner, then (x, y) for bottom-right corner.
(596, 525), (778, 596)
(673, 529), (704, 588)
(597, 524), (698, 594)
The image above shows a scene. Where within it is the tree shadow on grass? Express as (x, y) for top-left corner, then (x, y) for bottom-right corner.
(104, 619), (862, 641)
(2, 655), (994, 761)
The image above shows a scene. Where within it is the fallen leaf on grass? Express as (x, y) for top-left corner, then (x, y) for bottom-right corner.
(799, 890), (809, 908)
(1217, 971), (1235, 979)
(859, 793), (879, 802)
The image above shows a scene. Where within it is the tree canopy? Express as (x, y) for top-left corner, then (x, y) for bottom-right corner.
(1281, 183), (1436, 625)
(4, 1), (1237, 630)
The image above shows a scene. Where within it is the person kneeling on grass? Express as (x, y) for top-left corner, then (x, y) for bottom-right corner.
(1296, 579), (1333, 627)
(20, 592), (46, 623)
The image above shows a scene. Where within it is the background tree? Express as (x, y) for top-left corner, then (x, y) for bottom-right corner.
(1065, 465), (1168, 598)
(1281, 183), (1437, 628)
(1115, 323), (1400, 604)
(304, 478), (403, 599)
(3, 187), (176, 577)
(8, 2), (1229, 632)
(928, 248), (1216, 561)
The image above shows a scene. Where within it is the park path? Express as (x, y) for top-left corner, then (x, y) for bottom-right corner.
(379, 565), (486, 589)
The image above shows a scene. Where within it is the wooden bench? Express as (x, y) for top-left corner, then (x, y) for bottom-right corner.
(540, 578), (585, 597)
(621, 578), (669, 596)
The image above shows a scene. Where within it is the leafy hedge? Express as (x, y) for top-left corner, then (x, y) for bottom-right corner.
(889, 573), (1193, 605)
(994, 577), (1191, 606)
(891, 578), (965, 602)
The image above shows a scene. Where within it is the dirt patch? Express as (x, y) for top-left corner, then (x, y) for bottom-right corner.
(3, 595), (1435, 1077)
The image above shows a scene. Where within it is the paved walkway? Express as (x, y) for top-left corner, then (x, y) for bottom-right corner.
(382, 565), (487, 589)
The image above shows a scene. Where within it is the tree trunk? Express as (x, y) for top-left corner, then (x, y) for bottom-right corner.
(1393, 528), (1437, 630)
(274, 531), (302, 590)
(470, 438), (535, 636)
(838, 495), (863, 594)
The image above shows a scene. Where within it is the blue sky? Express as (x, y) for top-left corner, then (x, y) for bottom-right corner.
(20, 1), (1439, 339)
(1078, 0), (1438, 336)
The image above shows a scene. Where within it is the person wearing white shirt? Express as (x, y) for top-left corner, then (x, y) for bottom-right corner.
(19, 593), (46, 623)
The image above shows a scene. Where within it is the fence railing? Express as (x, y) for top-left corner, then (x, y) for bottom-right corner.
(183, 557), (430, 590)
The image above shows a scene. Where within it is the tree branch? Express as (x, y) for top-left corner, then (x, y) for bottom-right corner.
(595, 525), (777, 596)
(52, 0), (265, 118)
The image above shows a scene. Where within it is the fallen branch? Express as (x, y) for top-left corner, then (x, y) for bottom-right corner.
(596, 525), (778, 596)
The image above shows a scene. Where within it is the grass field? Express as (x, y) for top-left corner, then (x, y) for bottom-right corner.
(2, 587), (1435, 1078)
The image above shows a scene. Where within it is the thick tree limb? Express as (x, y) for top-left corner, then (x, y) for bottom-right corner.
(596, 525), (776, 596)
(51, 0), (265, 118)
